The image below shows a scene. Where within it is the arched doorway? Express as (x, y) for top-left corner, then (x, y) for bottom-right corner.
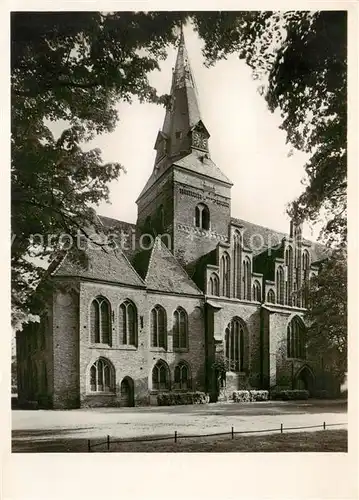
(120, 377), (134, 407)
(295, 366), (314, 394)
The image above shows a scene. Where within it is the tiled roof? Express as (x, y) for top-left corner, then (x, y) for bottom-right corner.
(137, 150), (232, 201)
(145, 237), (203, 295)
(53, 246), (145, 288)
(231, 217), (328, 262)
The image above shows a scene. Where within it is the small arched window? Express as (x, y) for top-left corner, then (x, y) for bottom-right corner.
(285, 245), (294, 305)
(195, 203), (210, 230)
(276, 266), (285, 305)
(89, 358), (115, 393)
(252, 280), (261, 302)
(225, 318), (246, 372)
(174, 362), (191, 390)
(150, 305), (167, 349)
(267, 289), (275, 304)
(173, 307), (188, 349)
(90, 296), (111, 345)
(208, 273), (220, 296)
(220, 252), (230, 297)
(119, 300), (137, 347)
(287, 316), (306, 359)
(152, 360), (170, 391)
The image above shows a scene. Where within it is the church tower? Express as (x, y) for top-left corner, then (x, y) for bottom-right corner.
(136, 27), (232, 270)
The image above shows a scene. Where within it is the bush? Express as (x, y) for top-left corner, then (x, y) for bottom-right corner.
(270, 390), (309, 401)
(232, 390), (269, 402)
(157, 391), (208, 406)
(232, 390), (251, 402)
(250, 390), (269, 402)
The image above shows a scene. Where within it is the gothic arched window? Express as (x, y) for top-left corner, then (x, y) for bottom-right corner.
(285, 245), (294, 305)
(276, 266), (285, 305)
(152, 360), (170, 391)
(208, 273), (220, 296)
(225, 318), (246, 372)
(287, 316), (306, 359)
(267, 289), (275, 304)
(243, 257), (251, 300)
(195, 203), (210, 230)
(173, 307), (188, 349)
(220, 252), (230, 297)
(90, 296), (111, 345)
(233, 231), (242, 298)
(89, 358), (115, 393)
(174, 361), (191, 390)
(119, 300), (137, 346)
(150, 305), (167, 349)
(252, 280), (261, 302)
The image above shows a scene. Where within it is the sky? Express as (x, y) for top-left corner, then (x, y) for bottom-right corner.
(61, 23), (319, 240)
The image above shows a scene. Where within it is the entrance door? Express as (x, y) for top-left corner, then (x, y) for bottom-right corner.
(120, 378), (134, 407)
(295, 367), (314, 395)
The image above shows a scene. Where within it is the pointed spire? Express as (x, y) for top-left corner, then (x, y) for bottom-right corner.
(153, 26), (206, 166)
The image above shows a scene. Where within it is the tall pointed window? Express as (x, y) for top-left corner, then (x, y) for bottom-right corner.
(243, 257), (251, 300)
(89, 358), (115, 393)
(302, 250), (310, 307)
(220, 252), (230, 297)
(225, 318), (246, 372)
(152, 360), (170, 391)
(233, 231), (242, 298)
(150, 305), (167, 349)
(287, 316), (306, 359)
(276, 266), (285, 305)
(90, 297), (111, 345)
(119, 300), (137, 347)
(173, 307), (188, 349)
(285, 245), (294, 305)
(174, 362), (191, 390)
(208, 273), (220, 296)
(252, 280), (261, 302)
(195, 203), (210, 230)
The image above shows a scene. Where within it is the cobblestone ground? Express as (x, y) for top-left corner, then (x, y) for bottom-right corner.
(12, 400), (347, 452)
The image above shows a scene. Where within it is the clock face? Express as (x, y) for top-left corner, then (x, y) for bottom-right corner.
(192, 130), (208, 150)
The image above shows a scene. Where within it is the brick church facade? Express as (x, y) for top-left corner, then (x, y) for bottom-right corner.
(16, 32), (332, 409)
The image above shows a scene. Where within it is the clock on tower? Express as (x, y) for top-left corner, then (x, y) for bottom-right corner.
(192, 130), (208, 150)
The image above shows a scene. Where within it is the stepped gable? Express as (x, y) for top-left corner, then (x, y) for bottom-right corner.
(145, 236), (203, 295)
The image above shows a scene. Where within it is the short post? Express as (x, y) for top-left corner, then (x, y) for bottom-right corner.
(280, 423), (283, 434)
(88, 439), (91, 452)
(323, 421), (326, 430)
(174, 431), (177, 443)
(107, 435), (110, 450)
(231, 426), (234, 439)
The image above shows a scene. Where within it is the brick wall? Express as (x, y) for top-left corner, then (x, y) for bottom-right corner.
(78, 281), (206, 408)
(52, 289), (80, 409)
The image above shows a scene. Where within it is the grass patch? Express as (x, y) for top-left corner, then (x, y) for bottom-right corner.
(91, 429), (347, 453)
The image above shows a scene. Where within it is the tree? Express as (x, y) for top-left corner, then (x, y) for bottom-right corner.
(11, 11), (184, 319)
(305, 250), (347, 382)
(193, 11), (347, 246)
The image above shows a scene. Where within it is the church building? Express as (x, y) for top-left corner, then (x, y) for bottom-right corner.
(16, 31), (331, 409)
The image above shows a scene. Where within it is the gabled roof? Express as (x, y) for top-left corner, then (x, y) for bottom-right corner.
(144, 237), (203, 295)
(53, 246), (145, 288)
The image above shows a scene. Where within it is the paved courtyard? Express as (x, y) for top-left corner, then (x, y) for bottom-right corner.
(12, 399), (347, 452)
